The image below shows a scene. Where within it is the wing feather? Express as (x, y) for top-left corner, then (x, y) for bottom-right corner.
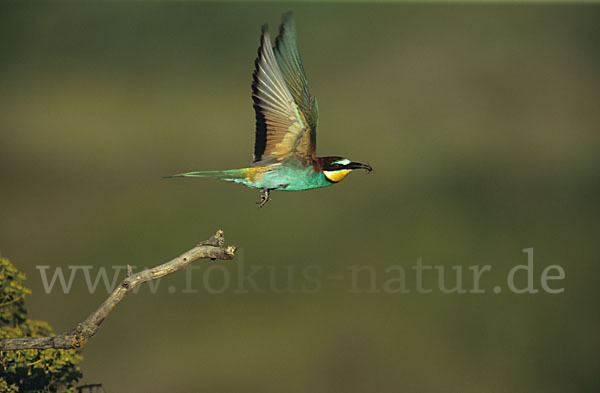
(274, 13), (318, 152)
(252, 23), (312, 166)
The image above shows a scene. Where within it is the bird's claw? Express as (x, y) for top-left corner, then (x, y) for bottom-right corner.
(256, 188), (271, 208)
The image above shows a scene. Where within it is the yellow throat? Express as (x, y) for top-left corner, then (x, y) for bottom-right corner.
(323, 169), (351, 183)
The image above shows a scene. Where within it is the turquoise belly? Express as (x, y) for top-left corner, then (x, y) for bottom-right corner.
(235, 165), (332, 191)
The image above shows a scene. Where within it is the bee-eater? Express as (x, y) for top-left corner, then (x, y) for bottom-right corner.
(168, 13), (372, 207)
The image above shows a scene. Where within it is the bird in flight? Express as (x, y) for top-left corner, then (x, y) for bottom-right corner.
(168, 12), (372, 207)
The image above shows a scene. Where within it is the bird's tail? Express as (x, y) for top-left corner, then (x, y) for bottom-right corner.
(165, 169), (246, 182)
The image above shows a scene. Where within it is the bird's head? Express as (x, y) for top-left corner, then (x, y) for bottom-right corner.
(320, 156), (373, 183)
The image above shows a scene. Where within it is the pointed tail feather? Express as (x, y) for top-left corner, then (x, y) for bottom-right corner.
(164, 169), (246, 182)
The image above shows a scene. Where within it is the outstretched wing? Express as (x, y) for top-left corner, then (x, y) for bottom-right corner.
(252, 24), (312, 166)
(274, 12), (318, 149)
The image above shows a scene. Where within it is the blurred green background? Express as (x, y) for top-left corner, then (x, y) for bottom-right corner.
(1, 3), (599, 392)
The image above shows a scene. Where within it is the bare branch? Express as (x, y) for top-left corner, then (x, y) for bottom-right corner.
(0, 229), (237, 351)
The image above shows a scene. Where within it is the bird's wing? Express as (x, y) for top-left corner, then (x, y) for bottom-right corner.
(274, 13), (318, 150)
(252, 25), (313, 166)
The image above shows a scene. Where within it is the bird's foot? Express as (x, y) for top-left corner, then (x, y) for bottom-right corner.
(256, 188), (271, 208)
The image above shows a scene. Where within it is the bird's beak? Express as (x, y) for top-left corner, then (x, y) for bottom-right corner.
(348, 162), (373, 172)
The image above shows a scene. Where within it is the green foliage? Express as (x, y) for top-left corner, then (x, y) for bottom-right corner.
(0, 258), (30, 326)
(0, 257), (83, 393)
